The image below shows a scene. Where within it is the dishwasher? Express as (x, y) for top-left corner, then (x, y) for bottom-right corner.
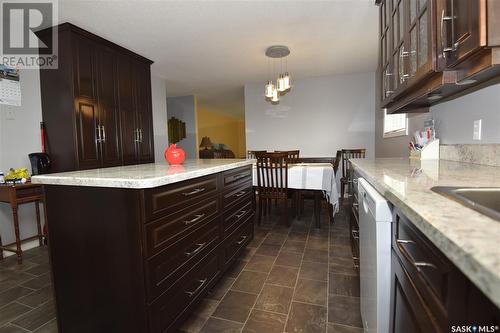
(358, 178), (393, 333)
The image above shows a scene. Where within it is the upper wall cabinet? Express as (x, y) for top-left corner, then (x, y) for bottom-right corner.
(377, 0), (500, 113)
(36, 23), (154, 172)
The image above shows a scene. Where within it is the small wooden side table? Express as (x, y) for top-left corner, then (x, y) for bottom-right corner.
(0, 183), (46, 264)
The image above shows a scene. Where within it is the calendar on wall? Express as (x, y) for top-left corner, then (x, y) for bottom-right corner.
(0, 65), (21, 106)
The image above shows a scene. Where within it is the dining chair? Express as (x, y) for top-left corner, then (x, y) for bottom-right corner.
(247, 150), (266, 159)
(255, 152), (291, 226)
(340, 148), (366, 201)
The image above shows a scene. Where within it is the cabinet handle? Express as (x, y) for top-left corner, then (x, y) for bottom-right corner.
(236, 235), (247, 245)
(235, 210), (247, 219)
(234, 191), (246, 198)
(185, 242), (207, 257)
(396, 238), (438, 271)
(182, 188), (206, 196)
(96, 126), (101, 143)
(101, 125), (106, 143)
(185, 278), (208, 297)
(134, 129), (139, 143)
(441, 9), (454, 57)
(139, 129), (143, 143)
(184, 213), (205, 225)
(351, 229), (359, 239)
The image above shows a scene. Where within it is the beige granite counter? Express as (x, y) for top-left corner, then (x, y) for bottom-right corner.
(350, 158), (500, 308)
(32, 159), (254, 189)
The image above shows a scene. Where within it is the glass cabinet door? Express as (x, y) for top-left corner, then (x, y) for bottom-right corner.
(406, 0), (431, 83)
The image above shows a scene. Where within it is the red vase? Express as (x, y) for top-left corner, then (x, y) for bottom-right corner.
(164, 144), (186, 165)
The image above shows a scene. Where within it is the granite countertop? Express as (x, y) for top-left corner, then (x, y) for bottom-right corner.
(350, 158), (500, 308)
(31, 159), (254, 189)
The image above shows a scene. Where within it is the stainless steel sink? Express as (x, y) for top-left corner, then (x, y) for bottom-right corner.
(431, 187), (500, 221)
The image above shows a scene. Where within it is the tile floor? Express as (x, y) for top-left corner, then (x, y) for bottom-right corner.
(178, 201), (362, 333)
(0, 201), (362, 333)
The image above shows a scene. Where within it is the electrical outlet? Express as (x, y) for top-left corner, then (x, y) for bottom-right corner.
(473, 119), (482, 140)
(5, 109), (15, 120)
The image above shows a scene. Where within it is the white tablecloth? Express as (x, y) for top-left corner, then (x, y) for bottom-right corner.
(252, 163), (340, 213)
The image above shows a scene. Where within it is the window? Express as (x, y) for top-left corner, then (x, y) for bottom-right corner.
(383, 109), (408, 138)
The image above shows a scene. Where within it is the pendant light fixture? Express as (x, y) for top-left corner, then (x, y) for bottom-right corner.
(264, 45), (292, 104)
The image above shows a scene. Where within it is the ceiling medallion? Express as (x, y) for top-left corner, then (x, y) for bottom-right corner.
(264, 45), (291, 104)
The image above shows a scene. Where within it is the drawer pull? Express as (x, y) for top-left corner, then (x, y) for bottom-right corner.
(235, 210), (247, 219)
(185, 242), (207, 257)
(185, 278), (208, 297)
(234, 191), (246, 198)
(351, 230), (359, 239)
(182, 188), (206, 196)
(184, 214), (205, 225)
(397, 239), (437, 271)
(236, 235), (248, 245)
(232, 174), (247, 181)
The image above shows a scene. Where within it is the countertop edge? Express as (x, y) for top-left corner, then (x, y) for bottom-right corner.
(31, 160), (255, 189)
(350, 159), (500, 309)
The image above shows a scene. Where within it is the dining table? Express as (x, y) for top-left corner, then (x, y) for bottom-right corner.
(252, 162), (340, 228)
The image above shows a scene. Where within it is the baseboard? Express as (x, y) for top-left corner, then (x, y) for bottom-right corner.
(2, 239), (42, 258)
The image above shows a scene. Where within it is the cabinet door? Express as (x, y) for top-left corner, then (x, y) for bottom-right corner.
(390, 252), (442, 333)
(380, 0), (395, 104)
(75, 99), (100, 169)
(73, 36), (101, 169)
(118, 55), (139, 165)
(135, 62), (154, 163)
(96, 46), (122, 167)
(407, 0), (433, 83)
(443, 0), (482, 67)
(391, 0), (409, 96)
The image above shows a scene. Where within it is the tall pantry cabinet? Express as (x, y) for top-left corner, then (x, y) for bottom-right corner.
(36, 23), (154, 173)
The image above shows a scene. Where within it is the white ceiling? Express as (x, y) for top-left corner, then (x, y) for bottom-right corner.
(58, 0), (379, 117)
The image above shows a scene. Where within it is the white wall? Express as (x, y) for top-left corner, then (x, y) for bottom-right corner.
(430, 83), (500, 144)
(245, 72), (376, 158)
(0, 69), (44, 251)
(166, 95), (198, 159)
(375, 83), (500, 157)
(0, 69), (168, 253)
(151, 75), (169, 162)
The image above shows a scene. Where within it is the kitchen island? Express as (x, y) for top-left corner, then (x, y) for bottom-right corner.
(32, 159), (255, 333)
(349, 158), (500, 332)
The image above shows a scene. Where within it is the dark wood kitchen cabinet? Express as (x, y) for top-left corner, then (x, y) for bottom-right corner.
(36, 23), (154, 172)
(390, 208), (500, 333)
(43, 165), (255, 333)
(377, 0), (500, 113)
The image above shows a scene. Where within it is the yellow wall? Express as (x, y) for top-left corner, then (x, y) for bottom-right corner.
(197, 108), (246, 158)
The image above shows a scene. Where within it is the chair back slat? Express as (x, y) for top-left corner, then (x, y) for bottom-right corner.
(255, 152), (289, 199)
(248, 150), (267, 159)
(341, 149), (366, 178)
(275, 150), (300, 163)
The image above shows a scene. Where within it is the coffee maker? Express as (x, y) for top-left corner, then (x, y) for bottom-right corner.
(29, 153), (51, 175)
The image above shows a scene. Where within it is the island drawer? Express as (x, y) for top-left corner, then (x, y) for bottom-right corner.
(392, 209), (451, 322)
(148, 251), (222, 333)
(222, 166), (253, 190)
(144, 197), (219, 257)
(223, 216), (253, 267)
(145, 221), (220, 302)
(144, 174), (218, 222)
(222, 180), (253, 210)
(223, 194), (254, 238)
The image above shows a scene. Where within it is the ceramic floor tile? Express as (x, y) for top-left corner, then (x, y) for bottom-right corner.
(242, 309), (286, 333)
(274, 252), (302, 268)
(254, 284), (294, 314)
(329, 274), (360, 297)
(206, 277), (235, 301)
(299, 262), (328, 282)
(0, 302), (32, 327)
(244, 255), (275, 273)
(11, 300), (56, 331)
(266, 265), (298, 288)
(0, 287), (34, 307)
(303, 249), (329, 264)
(281, 240), (306, 254)
(293, 279), (328, 306)
(327, 323), (364, 333)
(255, 244), (281, 257)
(328, 295), (362, 328)
(17, 285), (54, 308)
(212, 290), (257, 323)
(200, 317), (243, 333)
(285, 302), (327, 333)
(231, 270), (267, 294)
